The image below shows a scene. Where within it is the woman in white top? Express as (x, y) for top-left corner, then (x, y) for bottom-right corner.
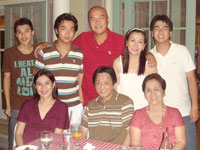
(113, 28), (157, 110)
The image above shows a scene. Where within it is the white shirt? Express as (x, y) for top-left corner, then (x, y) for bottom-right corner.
(117, 56), (148, 110)
(150, 41), (195, 116)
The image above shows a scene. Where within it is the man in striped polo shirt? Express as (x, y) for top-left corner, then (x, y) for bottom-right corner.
(34, 13), (83, 124)
(81, 66), (134, 145)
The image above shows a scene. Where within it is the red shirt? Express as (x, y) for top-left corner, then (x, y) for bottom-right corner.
(73, 29), (124, 105)
(130, 106), (185, 150)
(18, 99), (69, 144)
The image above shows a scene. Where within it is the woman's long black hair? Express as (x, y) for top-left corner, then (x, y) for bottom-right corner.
(122, 28), (147, 75)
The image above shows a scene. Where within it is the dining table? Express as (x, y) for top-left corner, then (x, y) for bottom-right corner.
(27, 133), (129, 150)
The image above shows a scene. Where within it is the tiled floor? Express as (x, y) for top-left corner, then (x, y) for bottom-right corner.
(0, 119), (8, 150)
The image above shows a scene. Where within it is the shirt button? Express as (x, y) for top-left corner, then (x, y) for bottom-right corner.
(96, 46), (99, 48)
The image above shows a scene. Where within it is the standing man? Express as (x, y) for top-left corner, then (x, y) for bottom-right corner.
(73, 6), (124, 105)
(2, 18), (35, 150)
(34, 13), (83, 124)
(149, 15), (199, 150)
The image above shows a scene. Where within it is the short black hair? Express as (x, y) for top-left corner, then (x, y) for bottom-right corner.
(14, 17), (33, 33)
(93, 66), (117, 85)
(54, 13), (78, 37)
(142, 73), (166, 92)
(150, 15), (173, 31)
(33, 69), (58, 102)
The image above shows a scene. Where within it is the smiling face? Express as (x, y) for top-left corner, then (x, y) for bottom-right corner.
(152, 20), (172, 44)
(89, 7), (109, 35)
(126, 31), (146, 56)
(15, 24), (34, 46)
(95, 72), (114, 102)
(56, 20), (75, 44)
(144, 79), (165, 106)
(35, 75), (55, 99)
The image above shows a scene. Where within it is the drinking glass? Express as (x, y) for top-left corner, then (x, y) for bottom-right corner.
(40, 131), (53, 150)
(71, 123), (82, 148)
(62, 129), (72, 150)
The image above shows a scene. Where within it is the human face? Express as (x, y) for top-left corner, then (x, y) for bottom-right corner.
(152, 20), (172, 44)
(15, 24), (34, 46)
(144, 79), (164, 106)
(56, 20), (75, 44)
(35, 75), (55, 99)
(126, 32), (146, 56)
(89, 7), (109, 35)
(95, 72), (114, 102)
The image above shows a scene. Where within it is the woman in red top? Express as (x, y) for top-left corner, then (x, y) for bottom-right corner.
(15, 69), (69, 146)
(130, 73), (186, 150)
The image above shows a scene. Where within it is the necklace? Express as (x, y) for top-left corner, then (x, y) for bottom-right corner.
(147, 106), (165, 137)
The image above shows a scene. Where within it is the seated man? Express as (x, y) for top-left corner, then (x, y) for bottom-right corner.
(81, 66), (134, 145)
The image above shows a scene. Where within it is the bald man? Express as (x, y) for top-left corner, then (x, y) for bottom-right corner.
(73, 6), (124, 105)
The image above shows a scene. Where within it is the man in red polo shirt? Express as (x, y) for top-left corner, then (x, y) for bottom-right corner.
(73, 6), (124, 105)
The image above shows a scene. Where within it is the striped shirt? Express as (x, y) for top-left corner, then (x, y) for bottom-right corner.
(81, 90), (134, 144)
(34, 44), (83, 103)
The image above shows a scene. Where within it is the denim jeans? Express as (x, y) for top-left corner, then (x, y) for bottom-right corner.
(9, 109), (19, 150)
(183, 115), (197, 150)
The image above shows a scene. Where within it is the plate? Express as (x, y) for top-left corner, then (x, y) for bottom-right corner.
(15, 145), (39, 150)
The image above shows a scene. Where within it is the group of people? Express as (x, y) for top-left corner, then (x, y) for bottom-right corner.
(2, 5), (198, 150)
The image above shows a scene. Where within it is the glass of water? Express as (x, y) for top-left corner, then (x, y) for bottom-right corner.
(40, 131), (53, 150)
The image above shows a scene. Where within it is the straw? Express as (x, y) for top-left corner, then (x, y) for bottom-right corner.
(68, 111), (73, 133)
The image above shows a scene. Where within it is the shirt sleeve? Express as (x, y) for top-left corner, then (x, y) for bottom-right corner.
(173, 109), (185, 127)
(33, 49), (46, 74)
(181, 46), (195, 72)
(56, 102), (69, 129)
(78, 51), (84, 74)
(121, 98), (134, 128)
(17, 101), (29, 123)
(2, 49), (11, 72)
(81, 106), (89, 129)
(130, 110), (142, 129)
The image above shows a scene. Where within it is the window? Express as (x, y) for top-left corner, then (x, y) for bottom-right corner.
(113, 0), (196, 59)
(5, 1), (47, 48)
(86, 0), (104, 31)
